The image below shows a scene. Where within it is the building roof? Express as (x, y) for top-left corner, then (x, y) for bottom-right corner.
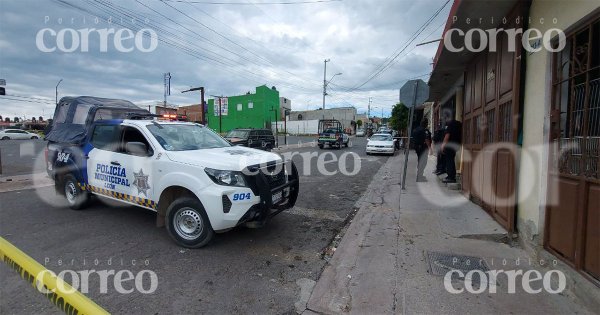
(428, 0), (520, 101)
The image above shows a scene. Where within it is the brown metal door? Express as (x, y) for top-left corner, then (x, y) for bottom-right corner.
(546, 17), (599, 283)
(460, 23), (521, 232)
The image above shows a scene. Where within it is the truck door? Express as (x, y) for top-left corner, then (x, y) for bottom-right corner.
(115, 126), (156, 207)
(87, 124), (123, 192)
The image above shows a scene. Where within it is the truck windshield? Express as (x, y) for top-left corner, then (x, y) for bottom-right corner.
(146, 124), (231, 151)
(226, 130), (249, 138)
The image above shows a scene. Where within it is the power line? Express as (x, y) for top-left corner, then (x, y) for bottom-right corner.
(3, 94), (55, 103)
(344, 0), (449, 92)
(132, 0), (320, 92)
(159, 0), (342, 4)
(55, 0), (321, 93)
(0, 97), (55, 105)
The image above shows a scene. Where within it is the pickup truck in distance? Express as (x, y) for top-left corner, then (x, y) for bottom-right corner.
(317, 119), (350, 149)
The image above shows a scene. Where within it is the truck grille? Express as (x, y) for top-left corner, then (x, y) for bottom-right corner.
(265, 171), (285, 188)
(245, 162), (287, 194)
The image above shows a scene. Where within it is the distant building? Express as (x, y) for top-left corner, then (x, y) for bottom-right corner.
(138, 102), (178, 116)
(289, 107), (357, 132)
(177, 104), (205, 123)
(355, 114), (368, 128)
(280, 97), (291, 119)
(207, 85), (280, 133)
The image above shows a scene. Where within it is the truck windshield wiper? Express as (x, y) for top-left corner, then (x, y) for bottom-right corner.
(151, 120), (164, 129)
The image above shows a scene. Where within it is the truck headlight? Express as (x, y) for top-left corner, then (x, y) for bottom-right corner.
(204, 168), (247, 187)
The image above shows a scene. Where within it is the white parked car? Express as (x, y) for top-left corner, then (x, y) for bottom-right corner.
(356, 128), (365, 137)
(0, 129), (40, 140)
(366, 133), (397, 155)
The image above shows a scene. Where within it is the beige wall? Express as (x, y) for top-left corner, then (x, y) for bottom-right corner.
(518, 0), (599, 244)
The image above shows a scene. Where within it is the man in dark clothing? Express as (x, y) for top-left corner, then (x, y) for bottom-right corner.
(433, 122), (445, 175)
(441, 118), (462, 183)
(412, 119), (432, 182)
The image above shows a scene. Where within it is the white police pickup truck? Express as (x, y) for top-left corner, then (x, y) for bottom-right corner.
(45, 97), (299, 248)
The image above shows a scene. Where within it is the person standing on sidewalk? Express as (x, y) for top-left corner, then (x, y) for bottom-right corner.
(441, 115), (462, 184)
(412, 119), (432, 182)
(433, 122), (446, 175)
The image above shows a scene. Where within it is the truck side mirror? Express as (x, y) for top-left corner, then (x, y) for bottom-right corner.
(126, 142), (149, 156)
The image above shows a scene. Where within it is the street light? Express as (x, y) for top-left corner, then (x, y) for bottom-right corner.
(55, 79), (63, 105)
(182, 86), (205, 124)
(328, 72), (342, 84)
(322, 57), (343, 110)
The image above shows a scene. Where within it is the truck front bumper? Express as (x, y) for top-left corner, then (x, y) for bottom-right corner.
(236, 161), (300, 227)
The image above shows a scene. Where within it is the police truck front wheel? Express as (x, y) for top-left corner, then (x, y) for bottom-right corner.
(63, 174), (89, 210)
(166, 198), (214, 248)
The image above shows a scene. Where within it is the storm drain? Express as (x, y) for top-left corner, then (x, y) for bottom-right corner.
(425, 251), (492, 287)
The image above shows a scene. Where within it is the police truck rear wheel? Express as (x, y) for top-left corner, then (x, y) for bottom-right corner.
(166, 198), (214, 248)
(63, 174), (89, 210)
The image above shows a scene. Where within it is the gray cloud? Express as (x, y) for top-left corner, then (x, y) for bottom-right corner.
(0, 0), (449, 119)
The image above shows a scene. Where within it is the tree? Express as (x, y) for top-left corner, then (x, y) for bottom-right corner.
(4, 117), (9, 123)
(389, 103), (409, 133)
(357, 120), (363, 128)
(39, 116), (44, 122)
(13, 117), (19, 123)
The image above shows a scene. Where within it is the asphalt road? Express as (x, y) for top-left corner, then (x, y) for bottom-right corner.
(0, 137), (395, 314)
(0, 139), (47, 177)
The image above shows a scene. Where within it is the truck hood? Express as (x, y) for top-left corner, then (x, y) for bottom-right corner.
(165, 146), (282, 171)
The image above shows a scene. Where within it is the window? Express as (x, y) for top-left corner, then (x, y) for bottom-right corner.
(237, 104), (242, 111)
(298, 114), (303, 121)
(94, 109), (140, 121)
(91, 125), (120, 151)
(121, 126), (152, 156)
(73, 104), (92, 124)
(552, 18), (600, 178)
(146, 123), (230, 151)
(248, 102), (254, 109)
(54, 103), (69, 123)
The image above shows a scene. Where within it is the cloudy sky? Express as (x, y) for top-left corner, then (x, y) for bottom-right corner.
(0, 0), (450, 120)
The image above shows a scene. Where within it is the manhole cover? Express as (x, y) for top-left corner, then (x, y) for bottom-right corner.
(425, 251), (491, 286)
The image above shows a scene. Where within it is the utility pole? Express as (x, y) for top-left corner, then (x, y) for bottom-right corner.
(163, 72), (171, 107)
(367, 97), (372, 119)
(182, 86), (206, 124)
(401, 80), (418, 190)
(55, 79), (63, 105)
(270, 107), (278, 147)
(219, 95), (223, 134)
(322, 59), (329, 110)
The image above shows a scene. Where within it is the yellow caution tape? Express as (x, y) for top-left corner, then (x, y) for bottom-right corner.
(0, 237), (110, 315)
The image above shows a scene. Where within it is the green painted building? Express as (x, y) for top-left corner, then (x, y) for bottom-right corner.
(207, 85), (280, 133)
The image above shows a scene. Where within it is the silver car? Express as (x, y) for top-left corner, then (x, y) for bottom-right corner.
(0, 129), (40, 140)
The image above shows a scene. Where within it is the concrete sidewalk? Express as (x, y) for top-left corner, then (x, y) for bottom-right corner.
(304, 151), (595, 314)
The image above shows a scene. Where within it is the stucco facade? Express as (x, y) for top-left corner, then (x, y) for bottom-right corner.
(518, 0), (600, 247)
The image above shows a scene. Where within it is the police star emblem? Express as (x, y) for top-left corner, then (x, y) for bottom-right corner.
(132, 169), (150, 196)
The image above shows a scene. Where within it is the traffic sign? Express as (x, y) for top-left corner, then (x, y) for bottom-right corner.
(400, 79), (429, 108)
